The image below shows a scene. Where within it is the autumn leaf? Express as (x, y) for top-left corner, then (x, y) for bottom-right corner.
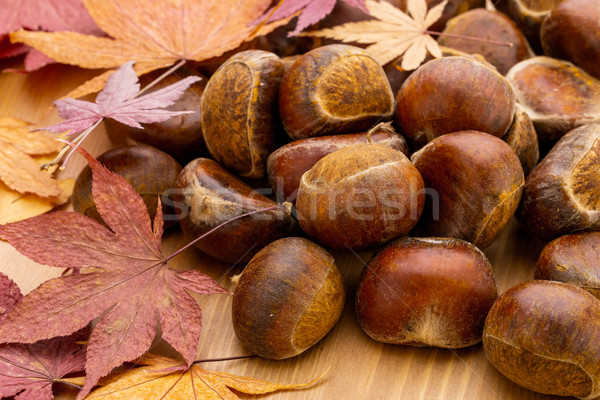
(0, 147), (230, 399)
(85, 353), (324, 399)
(42, 61), (201, 136)
(0, 0), (101, 71)
(302, 0), (447, 69)
(0, 272), (87, 400)
(10, 0), (290, 98)
(256, 0), (368, 36)
(0, 118), (74, 224)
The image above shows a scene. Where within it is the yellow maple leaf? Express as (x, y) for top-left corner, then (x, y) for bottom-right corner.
(0, 118), (74, 224)
(84, 353), (326, 400)
(10, 0), (290, 99)
(301, 0), (447, 69)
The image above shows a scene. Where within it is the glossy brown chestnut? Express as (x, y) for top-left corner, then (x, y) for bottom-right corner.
(411, 131), (524, 249)
(296, 144), (424, 251)
(541, 0), (600, 80)
(105, 69), (207, 164)
(396, 57), (516, 150)
(438, 9), (531, 75)
(267, 125), (409, 203)
(356, 237), (498, 348)
(502, 105), (539, 175)
(507, 56), (600, 144)
(232, 237), (345, 359)
(517, 124), (600, 242)
(175, 158), (296, 263)
(483, 280), (600, 399)
(535, 231), (600, 299)
(279, 44), (395, 140)
(495, 0), (564, 52)
(200, 50), (285, 179)
(73, 145), (182, 227)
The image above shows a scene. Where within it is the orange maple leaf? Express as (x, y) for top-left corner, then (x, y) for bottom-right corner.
(10, 0), (289, 98)
(84, 353), (326, 400)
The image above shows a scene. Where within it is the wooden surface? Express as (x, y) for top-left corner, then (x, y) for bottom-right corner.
(0, 65), (575, 400)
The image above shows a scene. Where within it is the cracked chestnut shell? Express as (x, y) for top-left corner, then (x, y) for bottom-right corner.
(483, 280), (600, 399)
(232, 237), (345, 359)
(356, 237), (498, 348)
(279, 44), (394, 140)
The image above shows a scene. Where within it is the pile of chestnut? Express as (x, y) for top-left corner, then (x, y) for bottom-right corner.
(72, 0), (600, 398)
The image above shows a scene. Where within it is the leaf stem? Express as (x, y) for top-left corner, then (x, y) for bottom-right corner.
(424, 30), (514, 47)
(55, 378), (83, 390)
(164, 203), (291, 262)
(193, 354), (257, 365)
(132, 59), (187, 99)
(42, 118), (103, 171)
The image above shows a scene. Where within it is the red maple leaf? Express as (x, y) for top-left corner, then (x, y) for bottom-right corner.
(0, 0), (101, 71)
(0, 148), (229, 399)
(0, 272), (87, 400)
(257, 0), (368, 36)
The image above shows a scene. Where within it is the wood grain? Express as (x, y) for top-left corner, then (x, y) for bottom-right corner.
(0, 65), (576, 400)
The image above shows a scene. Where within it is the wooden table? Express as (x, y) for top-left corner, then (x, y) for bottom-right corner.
(0, 64), (572, 399)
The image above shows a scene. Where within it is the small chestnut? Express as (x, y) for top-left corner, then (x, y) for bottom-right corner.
(72, 145), (182, 227)
(438, 9), (531, 75)
(232, 237), (345, 359)
(279, 44), (395, 140)
(296, 143), (424, 251)
(356, 237), (498, 348)
(201, 50), (285, 179)
(395, 57), (516, 150)
(501, 105), (540, 176)
(411, 131), (524, 249)
(105, 69), (207, 164)
(483, 280), (600, 399)
(267, 125), (409, 203)
(535, 231), (600, 299)
(175, 158), (296, 263)
(541, 0), (600, 80)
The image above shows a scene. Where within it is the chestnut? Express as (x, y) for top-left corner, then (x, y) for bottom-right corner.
(501, 105), (539, 176)
(200, 50), (285, 179)
(438, 9), (531, 76)
(395, 57), (516, 150)
(105, 68), (207, 164)
(483, 280), (600, 399)
(495, 0), (563, 52)
(175, 158), (296, 263)
(506, 56), (600, 145)
(279, 44), (395, 140)
(516, 124), (600, 242)
(541, 0), (600, 80)
(232, 237), (345, 359)
(356, 237), (498, 348)
(411, 131), (524, 249)
(296, 143), (424, 251)
(535, 231), (600, 299)
(267, 125), (409, 203)
(72, 145), (182, 228)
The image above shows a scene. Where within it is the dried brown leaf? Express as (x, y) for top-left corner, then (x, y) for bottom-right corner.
(302, 0), (447, 68)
